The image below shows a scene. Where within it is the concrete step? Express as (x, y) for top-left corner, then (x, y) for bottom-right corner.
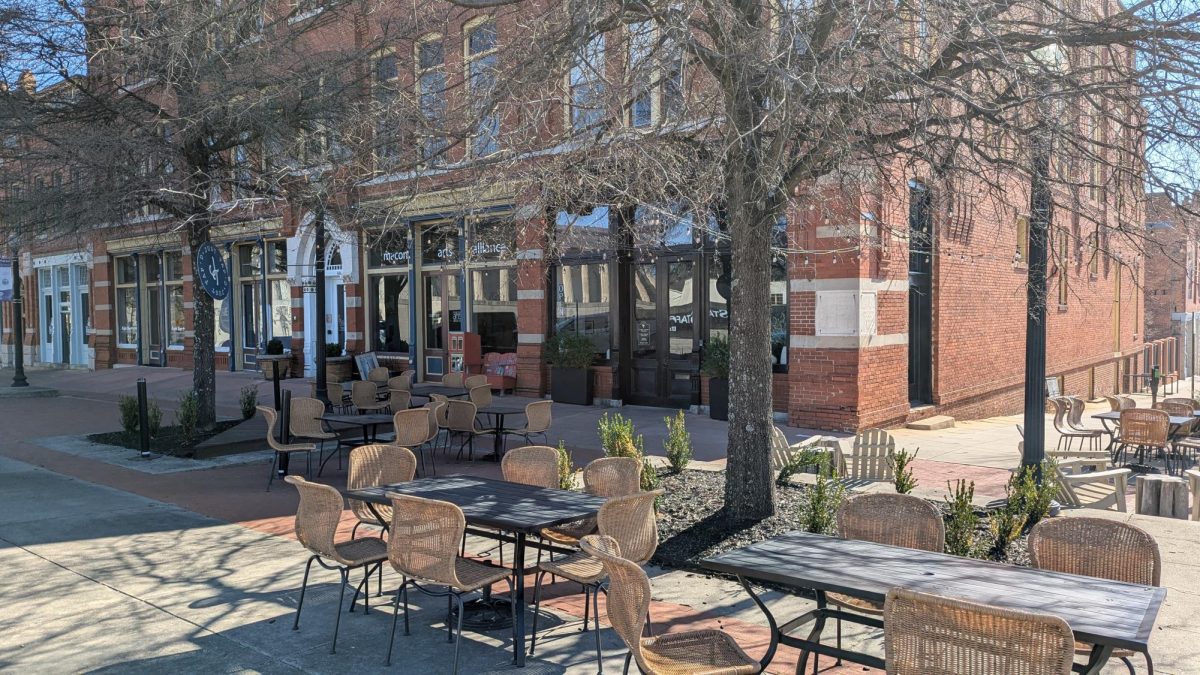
(906, 415), (955, 431)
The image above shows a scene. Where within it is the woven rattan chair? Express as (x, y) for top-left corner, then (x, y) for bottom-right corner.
(392, 408), (435, 476)
(289, 396), (342, 476)
(346, 444), (417, 537)
(1119, 395), (1137, 409)
(1029, 517), (1160, 673)
(1158, 401), (1198, 472)
(388, 389), (412, 413)
(388, 370), (414, 392)
(580, 534), (760, 675)
(352, 380), (389, 414)
(463, 374), (488, 390)
(1104, 395), (1124, 412)
(385, 495), (514, 674)
(540, 455), (643, 552)
(367, 365), (390, 383)
(1114, 408), (1170, 467)
(502, 400), (553, 447)
(1163, 397), (1198, 412)
(501, 445), (560, 488)
(258, 405), (316, 491)
(883, 587), (1074, 675)
(468, 384), (492, 407)
(442, 371), (464, 388)
(284, 476), (388, 654)
(827, 494), (945, 665)
(446, 399), (486, 461)
(531, 490), (664, 669)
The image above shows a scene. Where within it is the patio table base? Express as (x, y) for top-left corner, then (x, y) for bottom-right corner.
(453, 594), (515, 632)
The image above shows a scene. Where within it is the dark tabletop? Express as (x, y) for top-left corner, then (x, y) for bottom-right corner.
(701, 530), (1165, 652)
(319, 413), (395, 426)
(1092, 411), (1195, 424)
(477, 401), (531, 415)
(346, 475), (606, 533)
(411, 384), (469, 397)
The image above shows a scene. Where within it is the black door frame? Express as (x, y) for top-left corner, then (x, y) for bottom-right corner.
(621, 252), (701, 408)
(907, 184), (934, 404)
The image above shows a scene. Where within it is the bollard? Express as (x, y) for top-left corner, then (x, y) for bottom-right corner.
(272, 359), (281, 411)
(278, 389), (292, 475)
(137, 378), (151, 458)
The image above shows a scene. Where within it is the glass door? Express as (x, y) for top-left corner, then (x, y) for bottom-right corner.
(625, 257), (698, 407)
(39, 269), (53, 363)
(143, 255), (164, 366)
(240, 281), (262, 369)
(628, 263), (659, 405)
(422, 273), (462, 380)
(57, 266), (72, 365)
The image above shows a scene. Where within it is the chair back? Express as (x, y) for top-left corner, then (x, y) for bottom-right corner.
(580, 535), (652, 671)
(388, 373), (412, 392)
(1029, 516), (1160, 586)
(289, 397), (330, 438)
(464, 374), (488, 390)
(883, 588), (1074, 675)
(837, 493), (945, 552)
(501, 445), (560, 488)
(583, 456), (642, 497)
(1164, 396), (1198, 412)
(1103, 395), (1122, 412)
(524, 400), (553, 434)
(285, 476), (343, 561)
(468, 384), (493, 407)
(388, 389), (412, 412)
(442, 372), (464, 388)
(424, 402), (441, 442)
(1118, 408), (1169, 447)
(1118, 395), (1136, 409)
(597, 489), (663, 565)
(367, 366), (390, 384)
(392, 408), (430, 446)
(388, 495), (466, 588)
(431, 400), (450, 429)
(347, 445), (417, 525)
(770, 426), (793, 472)
(445, 400), (479, 433)
(1067, 396), (1087, 428)
(257, 405), (289, 453)
(846, 428), (895, 481)
(1048, 397), (1069, 432)
(351, 380), (379, 409)
(1160, 400), (1195, 434)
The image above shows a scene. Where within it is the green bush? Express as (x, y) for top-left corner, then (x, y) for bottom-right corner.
(798, 475), (845, 535)
(265, 338), (285, 355)
(1007, 462), (1058, 530)
(556, 441), (575, 490)
(325, 342), (343, 358)
(544, 333), (598, 369)
(776, 447), (833, 487)
(599, 412), (643, 458)
(944, 480), (981, 558)
(988, 501), (1028, 560)
(239, 385), (258, 420)
(701, 335), (730, 379)
(146, 400), (163, 439)
(640, 457), (661, 494)
(663, 410), (692, 473)
(118, 395), (140, 437)
(893, 448), (919, 494)
(176, 391), (199, 443)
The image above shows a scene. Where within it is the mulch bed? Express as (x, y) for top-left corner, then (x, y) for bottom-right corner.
(87, 420), (242, 458)
(652, 469), (1030, 573)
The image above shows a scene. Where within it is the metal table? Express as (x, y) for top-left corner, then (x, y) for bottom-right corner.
(701, 530), (1165, 675)
(346, 475), (607, 667)
(1091, 410), (1195, 463)
(412, 383), (469, 399)
(476, 401), (531, 460)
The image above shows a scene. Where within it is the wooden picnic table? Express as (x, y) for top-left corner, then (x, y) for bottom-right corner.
(701, 530), (1165, 675)
(345, 475), (607, 668)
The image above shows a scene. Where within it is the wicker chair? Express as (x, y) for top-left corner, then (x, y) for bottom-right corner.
(828, 494), (945, 665)
(1104, 395), (1124, 412)
(1159, 401), (1198, 472)
(442, 371), (464, 388)
(1052, 397), (1105, 453)
(468, 384), (492, 407)
(1163, 396), (1198, 412)
(367, 366), (390, 384)
(387, 370), (414, 392)
(258, 405), (316, 491)
(387, 388), (412, 413)
(501, 445), (560, 488)
(1029, 517), (1160, 674)
(385, 495), (514, 674)
(284, 476), (388, 654)
(1113, 408), (1170, 468)
(531, 490), (664, 669)
(883, 587), (1074, 675)
(1119, 395), (1137, 409)
(346, 444), (417, 538)
(580, 534), (760, 675)
(352, 380), (389, 414)
(540, 455), (643, 551)
(289, 397), (342, 476)
(502, 400), (553, 447)
(393, 408), (434, 475)
(463, 374), (488, 390)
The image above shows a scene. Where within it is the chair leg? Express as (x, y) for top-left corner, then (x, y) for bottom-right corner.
(385, 581), (405, 666)
(350, 521), (360, 539)
(582, 585), (590, 632)
(452, 594), (466, 675)
(1146, 649), (1155, 675)
(530, 571), (545, 656)
(403, 580), (410, 635)
(593, 582), (604, 674)
(623, 652), (633, 675)
(293, 555), (317, 630)
(267, 451), (279, 492)
(836, 615), (842, 666)
(330, 568), (349, 654)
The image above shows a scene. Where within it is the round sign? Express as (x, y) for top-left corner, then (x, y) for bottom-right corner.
(194, 242), (230, 300)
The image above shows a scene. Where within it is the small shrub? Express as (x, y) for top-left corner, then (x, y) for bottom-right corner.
(325, 342), (343, 358)
(700, 335), (730, 379)
(118, 395), (140, 437)
(544, 333), (598, 369)
(663, 410), (693, 473)
(176, 391), (199, 443)
(776, 447), (832, 487)
(797, 475), (845, 535)
(988, 502), (1027, 560)
(1007, 461), (1059, 530)
(944, 480), (981, 558)
(893, 447), (919, 494)
(239, 385), (258, 420)
(599, 412), (643, 458)
(556, 441), (575, 490)
(146, 400), (163, 439)
(640, 457), (661, 494)
(265, 338), (285, 355)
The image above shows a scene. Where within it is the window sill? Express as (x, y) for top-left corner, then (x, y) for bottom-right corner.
(168, 345), (185, 351)
(117, 343), (138, 349)
(287, 7), (324, 25)
(1057, 304), (1069, 313)
(1012, 260), (1028, 270)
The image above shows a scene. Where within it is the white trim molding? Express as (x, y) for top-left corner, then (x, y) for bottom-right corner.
(791, 333), (908, 349)
(791, 277), (909, 293)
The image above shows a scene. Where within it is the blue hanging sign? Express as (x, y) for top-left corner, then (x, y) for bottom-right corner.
(195, 242), (230, 300)
(0, 258), (12, 302)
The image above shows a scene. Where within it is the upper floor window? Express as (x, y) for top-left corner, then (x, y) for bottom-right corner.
(570, 33), (606, 131)
(374, 51), (400, 167)
(416, 36), (449, 165)
(627, 22), (683, 129)
(466, 20), (499, 158)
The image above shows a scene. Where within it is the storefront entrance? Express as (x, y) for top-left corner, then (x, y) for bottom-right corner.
(625, 256), (699, 408)
(36, 259), (90, 367)
(422, 272), (462, 380)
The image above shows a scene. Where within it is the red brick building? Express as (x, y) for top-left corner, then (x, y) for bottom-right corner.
(1143, 192), (1198, 379)
(0, 3), (1149, 431)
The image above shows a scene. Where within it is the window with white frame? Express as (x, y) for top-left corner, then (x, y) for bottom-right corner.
(165, 251), (185, 347)
(570, 33), (606, 131)
(114, 256), (139, 346)
(374, 50), (400, 167)
(416, 35), (448, 165)
(466, 19), (499, 157)
(627, 22), (684, 128)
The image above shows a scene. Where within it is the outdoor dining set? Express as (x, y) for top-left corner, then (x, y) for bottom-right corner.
(1047, 393), (1200, 477)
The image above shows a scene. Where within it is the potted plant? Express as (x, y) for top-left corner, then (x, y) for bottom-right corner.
(545, 333), (597, 406)
(702, 335), (730, 421)
(257, 338), (290, 380)
(324, 342), (354, 383)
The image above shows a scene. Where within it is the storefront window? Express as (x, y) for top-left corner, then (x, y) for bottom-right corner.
(706, 251), (730, 342)
(215, 295), (232, 352)
(165, 252), (185, 347)
(270, 279), (291, 350)
(472, 268), (516, 353)
(367, 230), (411, 267)
(238, 244), (261, 277)
(420, 224), (460, 265)
(554, 206), (613, 255)
(770, 256), (787, 369)
(468, 218), (515, 262)
(371, 274), (412, 353)
(114, 256), (138, 346)
(555, 262), (611, 354)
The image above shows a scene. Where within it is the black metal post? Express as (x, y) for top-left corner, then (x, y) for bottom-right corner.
(272, 359), (281, 411)
(279, 388), (292, 474)
(1022, 120), (1052, 470)
(314, 204), (329, 408)
(137, 378), (151, 457)
(11, 255), (28, 387)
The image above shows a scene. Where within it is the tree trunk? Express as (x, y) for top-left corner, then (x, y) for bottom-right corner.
(722, 169), (779, 522)
(188, 215), (217, 430)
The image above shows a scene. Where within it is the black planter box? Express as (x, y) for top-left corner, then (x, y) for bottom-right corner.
(550, 367), (593, 406)
(709, 377), (729, 421)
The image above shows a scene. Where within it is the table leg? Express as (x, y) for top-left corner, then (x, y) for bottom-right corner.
(1077, 644), (1114, 674)
(738, 576), (781, 670)
(495, 413), (505, 457)
(513, 532), (527, 666)
(796, 591), (828, 675)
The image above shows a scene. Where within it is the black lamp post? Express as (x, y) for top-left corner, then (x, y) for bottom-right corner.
(313, 202), (329, 408)
(11, 253), (28, 387)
